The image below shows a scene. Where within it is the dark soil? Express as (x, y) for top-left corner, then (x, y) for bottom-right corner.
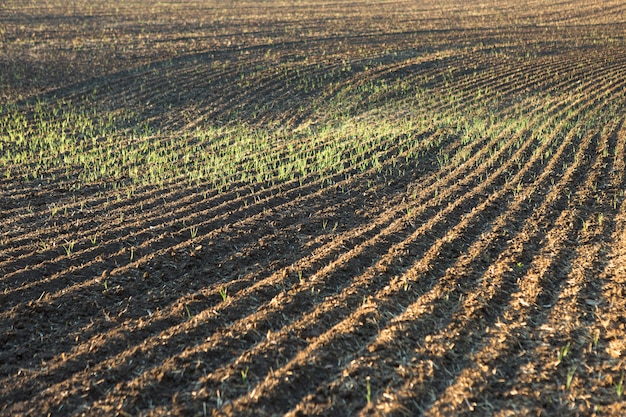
(1, 0), (626, 415)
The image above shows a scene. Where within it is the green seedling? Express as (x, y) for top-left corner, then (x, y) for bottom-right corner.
(566, 366), (576, 390)
(366, 376), (372, 404)
(557, 342), (570, 366)
(241, 366), (249, 383)
(63, 240), (75, 256)
(185, 304), (191, 320)
(219, 287), (228, 302)
(190, 226), (199, 239)
(592, 330), (600, 350)
(616, 372), (624, 398)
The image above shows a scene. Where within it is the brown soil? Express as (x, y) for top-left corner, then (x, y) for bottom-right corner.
(1, 0), (626, 415)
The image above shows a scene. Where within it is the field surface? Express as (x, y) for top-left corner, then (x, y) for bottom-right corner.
(2, 0), (626, 415)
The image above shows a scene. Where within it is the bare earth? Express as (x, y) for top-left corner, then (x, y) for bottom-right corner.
(1, 0), (626, 415)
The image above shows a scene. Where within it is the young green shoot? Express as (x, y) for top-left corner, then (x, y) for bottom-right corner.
(616, 372), (624, 398)
(557, 342), (570, 366)
(63, 240), (75, 256)
(219, 287), (228, 302)
(566, 366), (576, 390)
(592, 329), (600, 350)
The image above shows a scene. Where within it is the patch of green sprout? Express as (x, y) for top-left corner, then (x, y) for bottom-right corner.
(566, 366), (576, 390)
(592, 329), (600, 350)
(3, 71), (621, 202)
(219, 287), (228, 302)
(556, 342), (570, 366)
(63, 240), (75, 256)
(616, 372), (624, 398)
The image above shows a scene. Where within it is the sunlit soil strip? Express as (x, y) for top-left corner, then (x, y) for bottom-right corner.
(500, 119), (626, 414)
(412, 129), (617, 415)
(419, 120), (624, 416)
(584, 119), (626, 415)
(286, 89), (608, 417)
(370, 173), (593, 415)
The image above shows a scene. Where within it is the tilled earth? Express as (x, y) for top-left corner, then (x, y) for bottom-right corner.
(1, 0), (626, 415)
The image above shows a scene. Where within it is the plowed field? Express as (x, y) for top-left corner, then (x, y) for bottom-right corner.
(2, 0), (626, 415)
